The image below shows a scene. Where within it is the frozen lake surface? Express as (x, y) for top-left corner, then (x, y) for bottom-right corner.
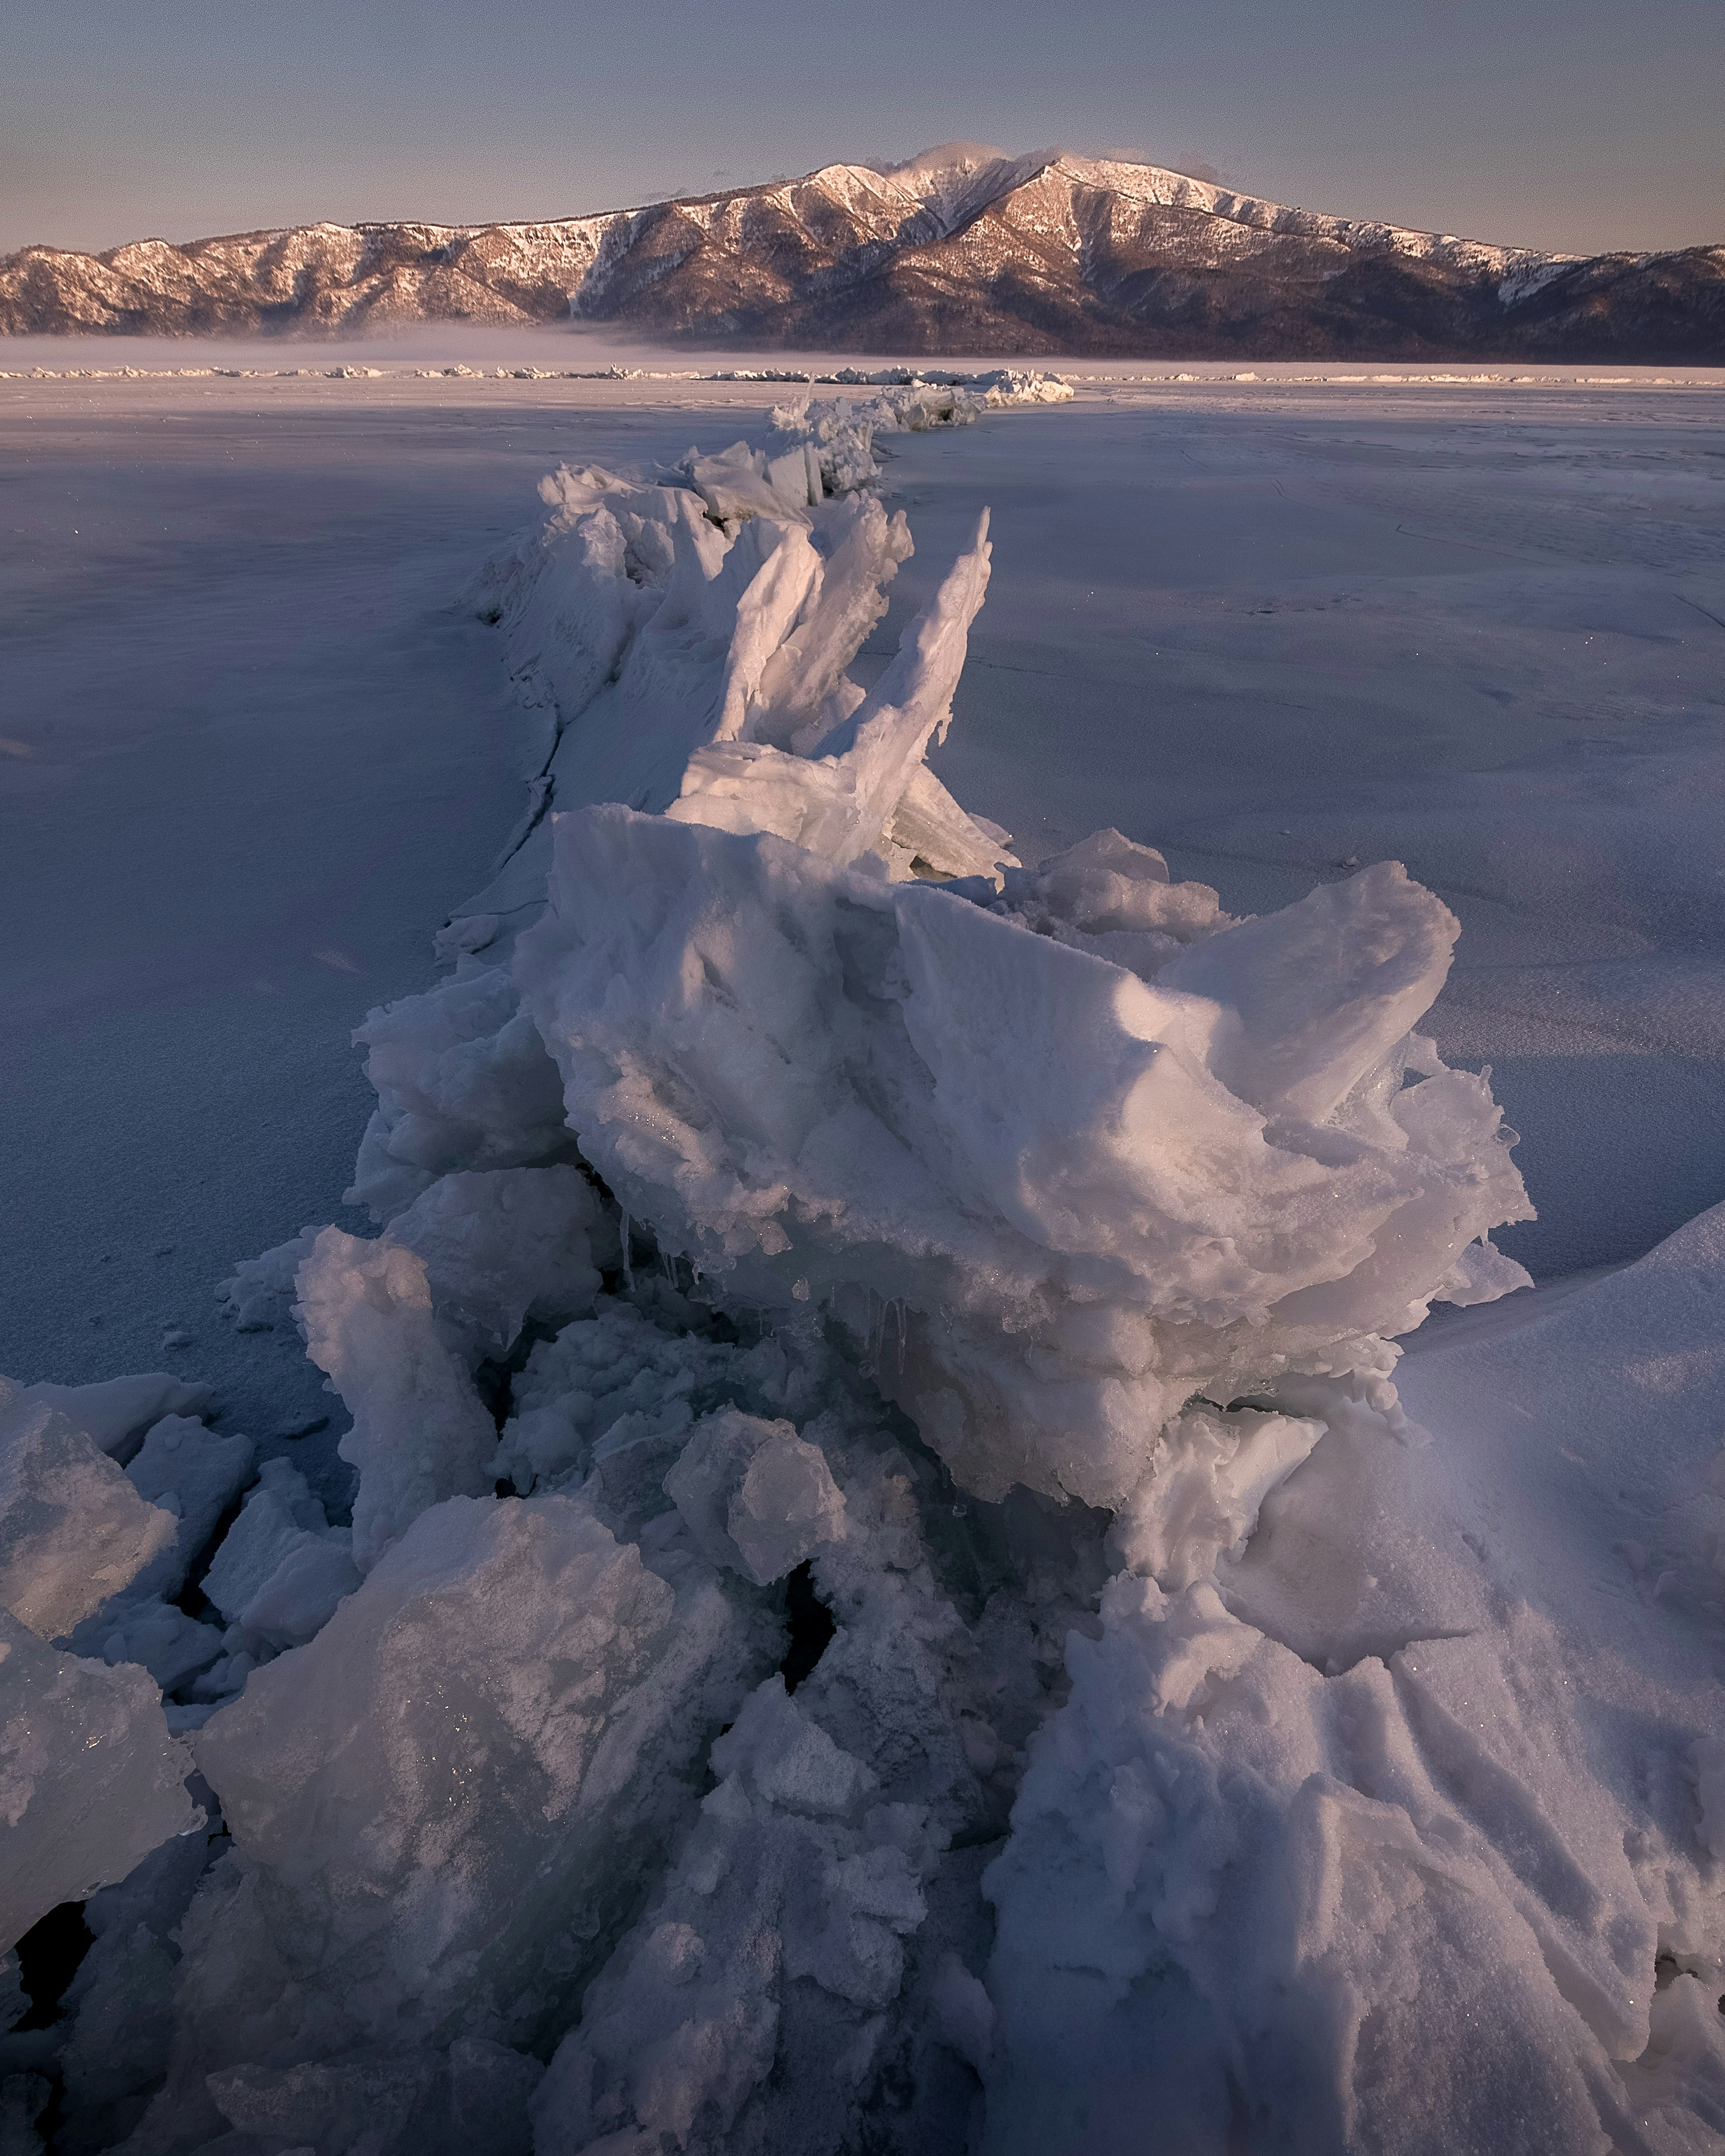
(0, 373), (842, 1434)
(886, 380), (1725, 1286)
(4, 363), (1721, 1419)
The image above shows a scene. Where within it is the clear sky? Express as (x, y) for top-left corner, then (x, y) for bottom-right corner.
(4, 0), (1720, 260)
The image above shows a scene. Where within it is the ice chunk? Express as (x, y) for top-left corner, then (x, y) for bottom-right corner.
(727, 1428), (849, 1586)
(708, 521), (823, 743)
(1154, 857), (1464, 1125)
(246, 1167), (598, 1374)
(217, 1225), (321, 1332)
(710, 1675), (877, 1818)
(381, 1164), (602, 1365)
(68, 1595), (226, 1691)
(294, 1229), (499, 1571)
(535, 1676), (934, 2153)
(667, 512), (995, 873)
(680, 439), (810, 525)
(801, 395), (886, 494)
(1431, 1232), (1533, 1307)
(0, 1608), (198, 1949)
(1105, 1405), (1326, 1589)
(529, 1385), (996, 2152)
(199, 1457), (345, 1622)
(531, 510), (830, 830)
(57, 1826), (212, 2127)
(183, 1492), (752, 2059)
(238, 1538), (361, 1649)
(664, 1408), (847, 1586)
(17, 1372), (213, 1464)
(495, 1296), (819, 1498)
(472, 466), (725, 738)
(345, 967), (572, 1224)
(747, 495), (913, 754)
(468, 439), (1005, 897)
(500, 1301), (715, 1494)
(0, 1379), (177, 1639)
(881, 760), (1017, 883)
(515, 808), (1530, 1507)
(961, 826), (1231, 982)
(122, 1414), (256, 1601)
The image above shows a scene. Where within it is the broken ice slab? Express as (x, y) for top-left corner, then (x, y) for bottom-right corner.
(0, 1609), (199, 1950)
(0, 1380), (177, 1640)
(187, 1489), (755, 2052)
(17, 1373), (213, 1464)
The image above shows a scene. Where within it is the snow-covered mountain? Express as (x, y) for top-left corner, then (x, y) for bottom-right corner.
(4, 143), (1721, 358)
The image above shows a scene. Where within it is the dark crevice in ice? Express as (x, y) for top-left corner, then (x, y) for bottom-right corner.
(946, 1825), (1011, 1856)
(13, 1902), (93, 2032)
(490, 770), (557, 879)
(474, 1317), (562, 1438)
(778, 1562), (836, 1695)
(8, 2079), (51, 2151)
(479, 685), (591, 889)
(170, 1482), (252, 1625)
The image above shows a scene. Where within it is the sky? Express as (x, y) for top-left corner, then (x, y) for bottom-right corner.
(3, 0), (1721, 260)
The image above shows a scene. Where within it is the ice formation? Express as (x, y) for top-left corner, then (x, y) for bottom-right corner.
(4, 372), (1724, 2156)
(0, 1385), (199, 1953)
(513, 813), (1529, 1513)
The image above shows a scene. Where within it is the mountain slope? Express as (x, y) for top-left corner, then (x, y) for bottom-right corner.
(4, 145), (1720, 359)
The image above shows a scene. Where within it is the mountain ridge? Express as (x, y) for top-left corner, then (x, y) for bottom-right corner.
(4, 145), (1720, 359)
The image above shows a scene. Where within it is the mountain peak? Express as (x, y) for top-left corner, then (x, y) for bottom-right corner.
(875, 141), (1018, 179)
(3, 149), (1716, 359)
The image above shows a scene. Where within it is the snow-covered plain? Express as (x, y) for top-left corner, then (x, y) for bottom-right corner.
(3, 345), (1725, 2154)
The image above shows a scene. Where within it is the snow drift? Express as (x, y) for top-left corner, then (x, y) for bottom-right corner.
(4, 372), (1724, 2156)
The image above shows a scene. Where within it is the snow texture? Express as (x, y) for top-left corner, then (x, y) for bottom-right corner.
(4, 370), (1724, 2155)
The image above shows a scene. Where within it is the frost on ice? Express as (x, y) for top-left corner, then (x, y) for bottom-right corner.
(5, 372), (1725, 2154)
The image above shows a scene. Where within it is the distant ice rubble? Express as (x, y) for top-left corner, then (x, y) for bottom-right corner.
(4, 373), (1724, 2155)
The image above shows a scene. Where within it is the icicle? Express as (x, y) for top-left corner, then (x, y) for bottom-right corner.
(620, 1210), (634, 1294)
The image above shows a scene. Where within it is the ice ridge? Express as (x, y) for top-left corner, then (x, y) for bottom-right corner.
(4, 376), (1725, 2156)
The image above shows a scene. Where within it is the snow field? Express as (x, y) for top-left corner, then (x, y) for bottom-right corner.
(0, 362), (1723, 2152)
